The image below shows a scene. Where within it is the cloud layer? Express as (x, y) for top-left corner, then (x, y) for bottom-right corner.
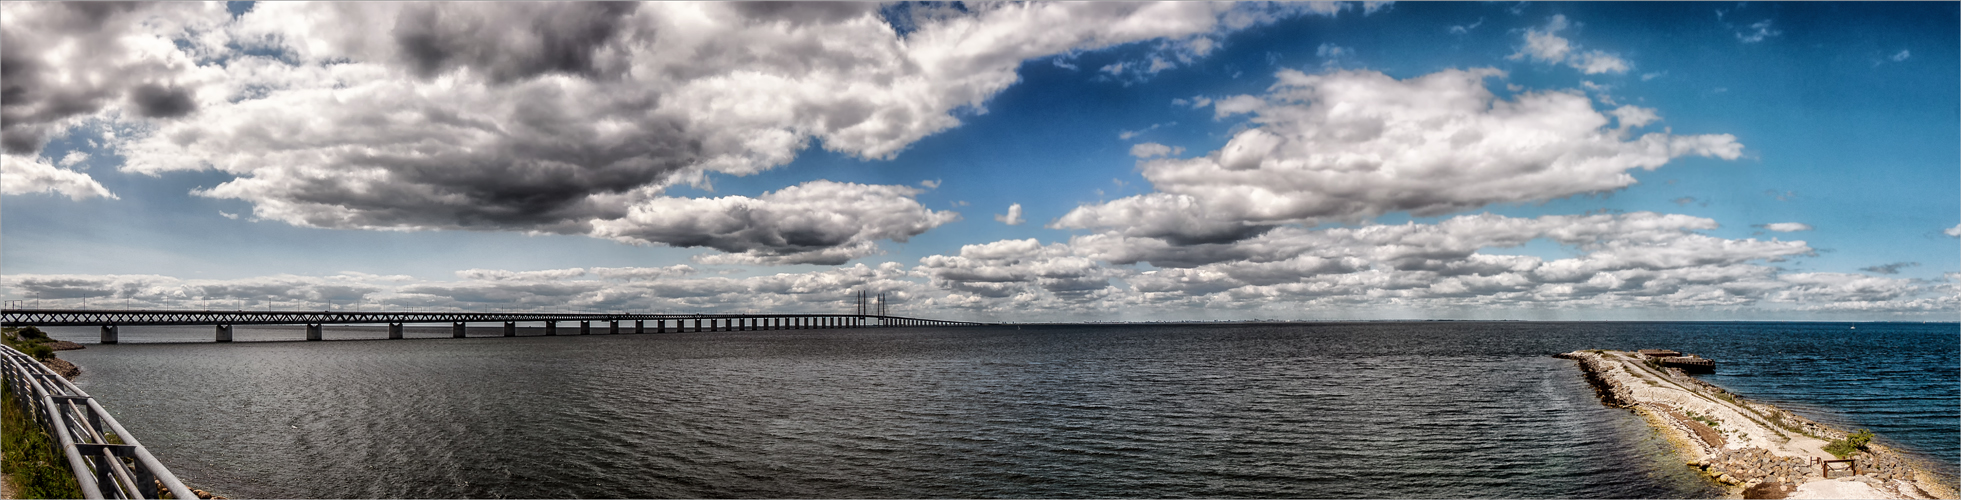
(5, 2), (1327, 264)
(9, 212), (1949, 320)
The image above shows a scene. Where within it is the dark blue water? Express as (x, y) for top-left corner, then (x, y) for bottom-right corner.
(40, 322), (1958, 498)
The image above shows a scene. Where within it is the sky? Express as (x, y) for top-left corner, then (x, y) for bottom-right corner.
(2, 1), (1956, 322)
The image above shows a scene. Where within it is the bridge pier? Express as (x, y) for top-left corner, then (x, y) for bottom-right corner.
(657, 320), (666, 333)
(579, 321), (590, 335)
(453, 322), (466, 338)
(635, 320), (644, 334)
(545, 321), (557, 336)
(694, 319), (702, 332)
(388, 322), (403, 339)
(306, 324), (322, 341)
(100, 325), (118, 344)
(215, 324), (231, 343)
(503, 322), (516, 337)
(609, 320), (619, 334)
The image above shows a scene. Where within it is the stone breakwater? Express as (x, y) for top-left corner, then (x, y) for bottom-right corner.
(1557, 350), (1956, 500)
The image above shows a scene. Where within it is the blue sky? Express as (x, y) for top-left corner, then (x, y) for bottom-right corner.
(2, 2), (1955, 321)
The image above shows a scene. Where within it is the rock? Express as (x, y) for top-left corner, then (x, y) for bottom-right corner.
(41, 357), (80, 379)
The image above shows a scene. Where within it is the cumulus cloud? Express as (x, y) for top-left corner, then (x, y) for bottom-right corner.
(590, 181), (958, 265)
(1508, 15), (1630, 74)
(995, 203), (1026, 226)
(11, 2), (1313, 259)
(1945, 223), (1961, 238)
(915, 239), (1122, 299)
(1055, 68), (1743, 244)
(1, 155), (116, 200)
(1757, 222), (1813, 232)
(1128, 142), (1184, 158)
(0, 2), (229, 155)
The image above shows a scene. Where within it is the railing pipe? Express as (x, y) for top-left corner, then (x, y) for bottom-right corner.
(2, 345), (193, 499)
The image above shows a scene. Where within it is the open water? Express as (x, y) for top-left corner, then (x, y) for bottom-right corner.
(35, 321), (1959, 498)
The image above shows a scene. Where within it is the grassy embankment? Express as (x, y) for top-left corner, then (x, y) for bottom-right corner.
(1, 326), (84, 498)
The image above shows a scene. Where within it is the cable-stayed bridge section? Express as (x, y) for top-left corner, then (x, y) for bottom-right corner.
(1, 309), (988, 344)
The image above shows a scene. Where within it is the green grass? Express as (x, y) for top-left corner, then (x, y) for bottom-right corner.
(1824, 429), (1874, 459)
(2, 327), (58, 361)
(2, 376), (85, 499)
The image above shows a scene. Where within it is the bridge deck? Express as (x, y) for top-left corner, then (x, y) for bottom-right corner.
(1, 309), (985, 327)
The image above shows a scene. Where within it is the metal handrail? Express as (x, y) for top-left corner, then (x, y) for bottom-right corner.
(0, 344), (195, 499)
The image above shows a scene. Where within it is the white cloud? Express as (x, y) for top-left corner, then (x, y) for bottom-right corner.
(1512, 14), (1573, 63)
(1128, 142), (1184, 158)
(995, 203), (1026, 226)
(1758, 222), (1813, 232)
(1943, 223), (1961, 238)
(589, 181), (960, 265)
(1315, 43), (1351, 58)
(1117, 122), (1172, 140)
(1570, 50), (1630, 75)
(1508, 15), (1629, 74)
(908, 211), (1956, 318)
(1056, 68), (1743, 244)
(920, 179), (941, 189)
(1892, 50), (1911, 62)
(1448, 17), (1483, 35)
(1736, 20), (1781, 43)
(58, 151), (89, 168)
(1, 154), (116, 200)
(5, 211), (1948, 321)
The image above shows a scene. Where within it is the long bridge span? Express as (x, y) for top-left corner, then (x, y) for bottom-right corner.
(1, 309), (989, 344)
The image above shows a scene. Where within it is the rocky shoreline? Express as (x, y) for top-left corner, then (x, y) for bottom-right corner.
(1557, 350), (1957, 500)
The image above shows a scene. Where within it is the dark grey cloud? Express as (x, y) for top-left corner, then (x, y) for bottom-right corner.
(1860, 262), (1919, 275)
(0, 2), (213, 154)
(730, 2), (880, 25)
(392, 2), (639, 83)
(128, 83), (197, 118)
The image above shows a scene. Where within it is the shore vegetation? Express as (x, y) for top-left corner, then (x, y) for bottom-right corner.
(1, 365), (85, 498)
(1824, 429), (1875, 459)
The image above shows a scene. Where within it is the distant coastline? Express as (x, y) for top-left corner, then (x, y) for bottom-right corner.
(1559, 350), (1957, 499)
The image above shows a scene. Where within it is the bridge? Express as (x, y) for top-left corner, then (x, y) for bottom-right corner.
(1, 309), (990, 344)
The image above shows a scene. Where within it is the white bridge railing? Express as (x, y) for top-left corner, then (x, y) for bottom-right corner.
(1, 345), (195, 499)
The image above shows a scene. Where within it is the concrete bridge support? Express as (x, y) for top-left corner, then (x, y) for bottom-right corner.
(636, 320), (645, 334)
(694, 319), (702, 332)
(545, 321), (557, 336)
(453, 322), (467, 338)
(215, 324), (232, 343)
(657, 320), (666, 333)
(100, 325), (118, 344)
(306, 324), (322, 341)
(388, 322), (404, 340)
(609, 321), (619, 334)
(503, 322), (516, 337)
(579, 321), (590, 335)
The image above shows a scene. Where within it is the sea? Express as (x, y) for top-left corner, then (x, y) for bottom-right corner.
(32, 321), (1959, 498)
